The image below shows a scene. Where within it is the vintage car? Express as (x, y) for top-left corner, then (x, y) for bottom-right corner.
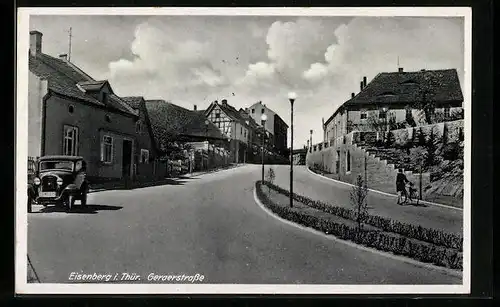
(30, 155), (89, 210)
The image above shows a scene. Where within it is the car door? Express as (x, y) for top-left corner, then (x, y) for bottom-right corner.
(73, 160), (86, 190)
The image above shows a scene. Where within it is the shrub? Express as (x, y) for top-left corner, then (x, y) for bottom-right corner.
(256, 181), (462, 270)
(350, 175), (369, 233)
(441, 142), (462, 161)
(261, 181), (463, 251)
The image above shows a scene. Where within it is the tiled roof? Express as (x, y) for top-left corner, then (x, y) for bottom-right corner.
(345, 69), (463, 106)
(29, 53), (137, 117)
(145, 100), (226, 152)
(218, 101), (248, 124)
(325, 68), (463, 127)
(121, 96), (144, 110)
(238, 109), (260, 129)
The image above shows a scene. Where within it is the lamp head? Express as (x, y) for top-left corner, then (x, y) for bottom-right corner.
(288, 92), (297, 101)
(261, 114), (267, 121)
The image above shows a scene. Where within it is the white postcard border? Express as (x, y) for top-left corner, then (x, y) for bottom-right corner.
(15, 6), (472, 295)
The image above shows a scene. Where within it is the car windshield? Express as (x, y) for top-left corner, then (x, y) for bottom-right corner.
(39, 160), (74, 171)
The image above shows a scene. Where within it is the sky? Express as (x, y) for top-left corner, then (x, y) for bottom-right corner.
(29, 15), (464, 149)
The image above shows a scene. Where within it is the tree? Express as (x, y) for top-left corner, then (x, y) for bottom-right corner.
(425, 126), (439, 167)
(350, 175), (369, 236)
(417, 73), (444, 125)
(405, 106), (417, 127)
(266, 167), (276, 193)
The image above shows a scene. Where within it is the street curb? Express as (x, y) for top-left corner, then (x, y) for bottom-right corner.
(306, 167), (463, 211)
(88, 165), (244, 193)
(252, 186), (463, 279)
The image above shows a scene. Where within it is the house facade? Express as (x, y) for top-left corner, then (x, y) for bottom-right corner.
(122, 96), (164, 180)
(323, 68), (464, 146)
(28, 30), (147, 183)
(145, 99), (231, 172)
(247, 101), (289, 154)
(205, 99), (251, 163)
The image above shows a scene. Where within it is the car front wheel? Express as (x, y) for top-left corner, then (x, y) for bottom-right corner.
(66, 195), (75, 211)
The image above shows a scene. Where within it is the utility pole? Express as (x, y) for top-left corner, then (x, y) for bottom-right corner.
(68, 27), (73, 62)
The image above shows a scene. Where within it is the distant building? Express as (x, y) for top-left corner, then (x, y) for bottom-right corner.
(247, 101), (289, 156)
(144, 99), (230, 172)
(323, 68), (464, 145)
(291, 148), (307, 165)
(204, 99), (251, 163)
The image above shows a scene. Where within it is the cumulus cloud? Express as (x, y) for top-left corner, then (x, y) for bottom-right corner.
(32, 15), (464, 148)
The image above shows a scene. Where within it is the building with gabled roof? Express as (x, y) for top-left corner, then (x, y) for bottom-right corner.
(323, 67), (464, 146)
(204, 99), (252, 163)
(28, 30), (144, 182)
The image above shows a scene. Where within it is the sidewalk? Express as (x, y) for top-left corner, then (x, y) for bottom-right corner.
(89, 164), (241, 193)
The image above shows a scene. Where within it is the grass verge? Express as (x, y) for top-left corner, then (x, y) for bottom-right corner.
(256, 181), (462, 271)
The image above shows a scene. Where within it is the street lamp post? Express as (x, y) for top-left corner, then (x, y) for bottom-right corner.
(309, 129), (313, 152)
(261, 114), (267, 182)
(205, 120), (209, 170)
(288, 92), (297, 208)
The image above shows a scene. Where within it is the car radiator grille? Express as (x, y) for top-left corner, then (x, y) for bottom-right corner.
(41, 176), (58, 192)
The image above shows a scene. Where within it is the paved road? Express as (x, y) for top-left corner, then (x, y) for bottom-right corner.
(272, 165), (463, 235)
(28, 164), (461, 285)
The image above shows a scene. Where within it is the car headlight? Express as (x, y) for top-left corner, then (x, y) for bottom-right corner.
(57, 178), (63, 186)
(33, 177), (40, 185)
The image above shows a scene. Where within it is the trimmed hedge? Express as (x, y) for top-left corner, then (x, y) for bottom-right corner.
(261, 181), (463, 251)
(257, 181), (462, 270)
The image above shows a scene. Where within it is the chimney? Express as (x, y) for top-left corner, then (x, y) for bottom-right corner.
(221, 99), (228, 105)
(398, 67), (404, 73)
(360, 81), (364, 91)
(351, 92), (355, 98)
(59, 54), (68, 61)
(363, 76), (367, 87)
(421, 69), (426, 72)
(193, 104), (197, 111)
(29, 31), (43, 56)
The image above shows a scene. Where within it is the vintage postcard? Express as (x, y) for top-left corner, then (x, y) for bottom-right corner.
(16, 7), (471, 294)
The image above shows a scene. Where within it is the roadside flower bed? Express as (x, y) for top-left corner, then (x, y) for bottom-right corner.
(256, 181), (462, 270)
(263, 181), (462, 251)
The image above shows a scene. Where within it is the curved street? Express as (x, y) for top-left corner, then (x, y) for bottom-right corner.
(28, 164), (462, 284)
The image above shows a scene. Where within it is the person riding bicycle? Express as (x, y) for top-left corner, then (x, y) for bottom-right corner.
(396, 168), (410, 205)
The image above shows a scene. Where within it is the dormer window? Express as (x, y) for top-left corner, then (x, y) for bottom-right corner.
(102, 92), (109, 104)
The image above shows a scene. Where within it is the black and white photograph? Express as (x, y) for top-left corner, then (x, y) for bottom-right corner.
(16, 7), (471, 294)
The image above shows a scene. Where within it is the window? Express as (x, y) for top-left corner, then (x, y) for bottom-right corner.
(105, 114), (111, 123)
(346, 150), (351, 172)
(68, 105), (74, 114)
(215, 111), (221, 118)
(251, 109), (255, 114)
(101, 135), (113, 163)
(444, 107), (450, 118)
(379, 110), (387, 119)
(360, 110), (367, 120)
(136, 121), (142, 133)
(244, 130), (247, 138)
(240, 127), (242, 135)
(140, 149), (150, 164)
(261, 109), (265, 114)
(63, 125), (78, 156)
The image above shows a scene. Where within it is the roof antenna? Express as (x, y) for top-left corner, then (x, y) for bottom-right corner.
(68, 27), (73, 62)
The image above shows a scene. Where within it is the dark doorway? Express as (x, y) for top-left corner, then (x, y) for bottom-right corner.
(122, 140), (132, 178)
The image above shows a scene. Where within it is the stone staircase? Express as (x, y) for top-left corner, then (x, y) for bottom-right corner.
(353, 143), (421, 178)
